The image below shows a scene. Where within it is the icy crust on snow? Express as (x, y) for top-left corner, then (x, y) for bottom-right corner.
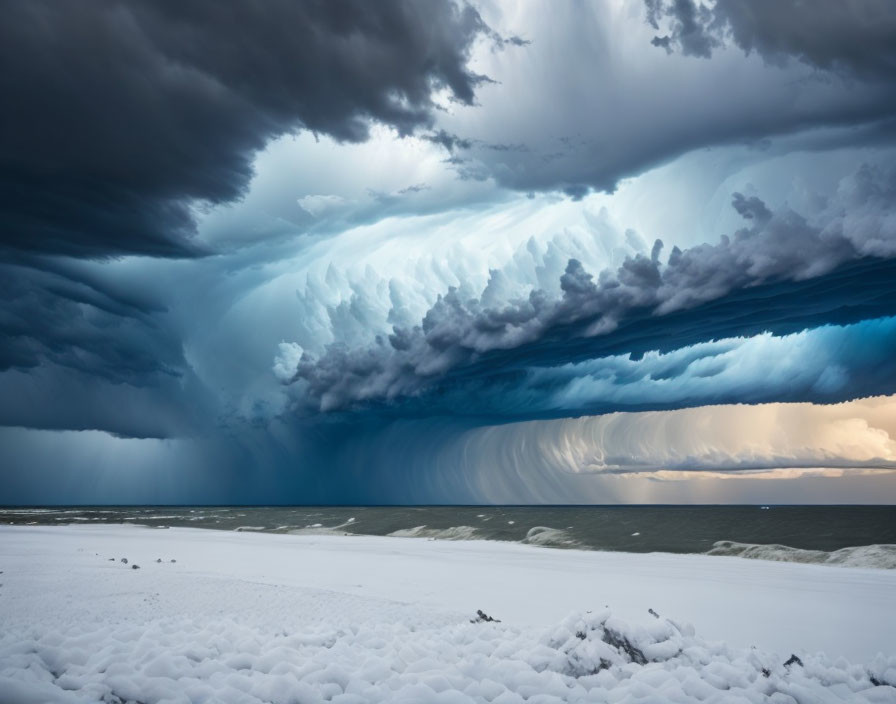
(708, 541), (896, 569)
(2, 609), (894, 703)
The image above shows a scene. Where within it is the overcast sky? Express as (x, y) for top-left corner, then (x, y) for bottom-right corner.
(2, 0), (896, 504)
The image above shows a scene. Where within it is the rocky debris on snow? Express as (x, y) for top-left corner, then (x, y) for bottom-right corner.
(544, 609), (685, 677)
(784, 653), (803, 668)
(471, 609), (501, 623)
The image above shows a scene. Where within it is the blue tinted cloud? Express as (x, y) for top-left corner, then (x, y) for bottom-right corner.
(288, 164), (896, 415)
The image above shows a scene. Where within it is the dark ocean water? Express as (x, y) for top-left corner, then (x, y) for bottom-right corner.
(2, 506), (895, 567)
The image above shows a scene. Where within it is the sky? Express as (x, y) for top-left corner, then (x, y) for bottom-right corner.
(2, 0), (896, 505)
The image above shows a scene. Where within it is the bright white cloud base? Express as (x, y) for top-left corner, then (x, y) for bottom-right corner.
(464, 396), (896, 477)
(1, 526), (894, 703)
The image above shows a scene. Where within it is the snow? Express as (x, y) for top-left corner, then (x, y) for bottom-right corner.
(1, 525), (894, 703)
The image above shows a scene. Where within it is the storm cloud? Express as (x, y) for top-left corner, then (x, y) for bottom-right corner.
(647, 0), (896, 79)
(430, 1), (896, 199)
(286, 164), (896, 415)
(0, 258), (180, 379)
(2, 2), (895, 504)
(0, 0), (489, 258)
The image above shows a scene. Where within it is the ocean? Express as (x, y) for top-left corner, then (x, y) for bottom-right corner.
(2, 505), (895, 567)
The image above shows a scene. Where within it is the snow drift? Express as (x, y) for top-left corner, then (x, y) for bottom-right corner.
(2, 607), (894, 703)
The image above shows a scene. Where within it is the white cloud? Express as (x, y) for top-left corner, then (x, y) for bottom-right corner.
(455, 395), (896, 480)
(297, 194), (350, 218)
(272, 342), (304, 382)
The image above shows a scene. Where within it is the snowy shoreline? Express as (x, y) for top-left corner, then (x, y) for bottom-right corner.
(7, 509), (896, 571)
(1, 524), (894, 702)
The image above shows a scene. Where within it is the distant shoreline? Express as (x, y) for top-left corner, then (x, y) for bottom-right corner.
(3, 505), (895, 569)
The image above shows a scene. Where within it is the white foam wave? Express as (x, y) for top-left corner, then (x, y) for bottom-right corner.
(287, 518), (359, 536)
(0, 509), (57, 514)
(386, 524), (580, 549)
(708, 541), (896, 569)
(387, 525), (482, 541)
(522, 526), (578, 548)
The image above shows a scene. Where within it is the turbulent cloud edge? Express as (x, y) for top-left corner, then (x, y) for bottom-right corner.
(284, 163), (896, 413)
(646, 0), (896, 79)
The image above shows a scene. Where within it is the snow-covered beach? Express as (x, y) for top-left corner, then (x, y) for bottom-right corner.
(1, 524), (894, 703)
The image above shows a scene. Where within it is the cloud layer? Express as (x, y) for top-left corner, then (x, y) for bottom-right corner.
(469, 396), (896, 476)
(430, 1), (896, 198)
(288, 165), (896, 415)
(647, 0), (896, 78)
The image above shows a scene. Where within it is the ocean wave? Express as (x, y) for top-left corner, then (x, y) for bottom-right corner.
(707, 541), (896, 569)
(522, 526), (578, 548)
(0, 508), (58, 514)
(287, 517), (359, 536)
(385, 524), (581, 549)
(387, 525), (482, 541)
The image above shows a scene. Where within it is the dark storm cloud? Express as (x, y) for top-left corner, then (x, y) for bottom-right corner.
(0, 0), (489, 258)
(293, 261), (896, 419)
(0, 258), (182, 381)
(423, 130), (474, 152)
(430, 2), (896, 201)
(0, 254), (206, 437)
(648, 0), (896, 78)
(287, 164), (896, 415)
(646, 0), (718, 58)
(0, 364), (202, 439)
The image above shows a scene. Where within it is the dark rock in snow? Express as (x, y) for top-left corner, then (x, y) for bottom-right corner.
(471, 609), (501, 623)
(602, 627), (648, 666)
(867, 670), (895, 688)
(784, 654), (803, 668)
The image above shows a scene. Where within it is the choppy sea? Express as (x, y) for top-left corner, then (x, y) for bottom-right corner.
(3, 505), (895, 568)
